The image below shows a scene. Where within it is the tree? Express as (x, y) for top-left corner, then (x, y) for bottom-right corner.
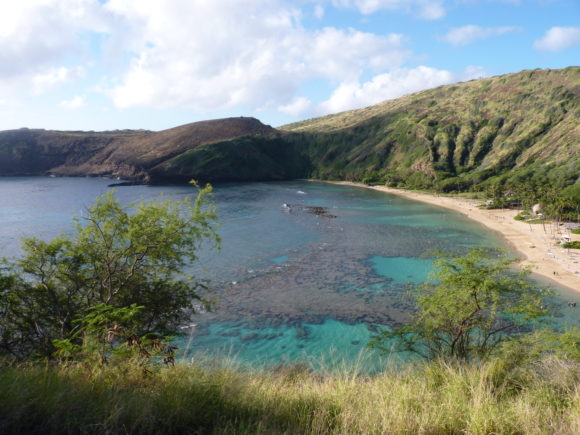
(53, 303), (178, 370)
(484, 183), (507, 208)
(515, 182), (536, 214)
(369, 249), (552, 361)
(0, 182), (219, 359)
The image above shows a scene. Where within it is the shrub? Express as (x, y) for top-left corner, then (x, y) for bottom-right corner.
(562, 241), (580, 249)
(369, 249), (552, 361)
(0, 183), (219, 360)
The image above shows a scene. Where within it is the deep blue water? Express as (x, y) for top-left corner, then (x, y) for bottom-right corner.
(0, 177), (578, 371)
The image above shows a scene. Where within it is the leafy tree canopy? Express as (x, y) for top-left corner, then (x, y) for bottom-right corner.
(369, 249), (553, 361)
(0, 182), (219, 359)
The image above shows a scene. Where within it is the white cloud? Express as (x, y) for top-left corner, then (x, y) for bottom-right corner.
(0, 0), (518, 128)
(106, 1), (410, 111)
(32, 67), (85, 95)
(318, 65), (486, 114)
(419, 2), (445, 20)
(330, 0), (445, 20)
(460, 65), (487, 80)
(278, 97), (312, 116)
(0, 0), (410, 115)
(59, 96), (86, 109)
(0, 0), (109, 96)
(314, 5), (325, 18)
(307, 28), (409, 81)
(443, 25), (520, 47)
(533, 27), (580, 51)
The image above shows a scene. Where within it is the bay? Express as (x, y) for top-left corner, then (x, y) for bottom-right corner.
(0, 177), (577, 371)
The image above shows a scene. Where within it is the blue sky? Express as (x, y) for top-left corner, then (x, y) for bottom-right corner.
(0, 0), (578, 131)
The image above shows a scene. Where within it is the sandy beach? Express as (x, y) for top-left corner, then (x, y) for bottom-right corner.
(332, 181), (580, 294)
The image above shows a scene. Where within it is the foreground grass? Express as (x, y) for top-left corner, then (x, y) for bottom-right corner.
(0, 357), (578, 434)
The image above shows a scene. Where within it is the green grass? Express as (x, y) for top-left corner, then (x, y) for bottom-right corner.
(572, 229), (580, 235)
(526, 218), (548, 224)
(513, 212), (549, 224)
(1, 356), (578, 434)
(562, 241), (580, 249)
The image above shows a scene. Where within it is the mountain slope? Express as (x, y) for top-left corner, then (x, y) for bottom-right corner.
(280, 67), (580, 191)
(0, 117), (278, 181)
(0, 67), (578, 192)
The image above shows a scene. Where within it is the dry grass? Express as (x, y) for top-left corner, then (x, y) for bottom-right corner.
(0, 356), (578, 434)
(280, 67), (580, 136)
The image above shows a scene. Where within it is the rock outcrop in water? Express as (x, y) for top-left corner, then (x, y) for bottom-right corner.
(0, 67), (578, 191)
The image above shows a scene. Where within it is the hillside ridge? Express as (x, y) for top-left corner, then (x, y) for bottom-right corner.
(0, 117), (275, 181)
(279, 66), (580, 192)
(0, 67), (578, 191)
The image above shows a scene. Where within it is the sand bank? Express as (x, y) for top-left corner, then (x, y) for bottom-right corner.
(331, 181), (580, 294)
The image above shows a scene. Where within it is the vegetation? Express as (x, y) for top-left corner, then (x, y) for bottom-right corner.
(159, 67), (580, 210)
(369, 249), (552, 361)
(0, 68), (578, 200)
(152, 135), (312, 183)
(0, 187), (579, 434)
(0, 183), (219, 360)
(513, 212), (546, 224)
(2, 73), (580, 431)
(0, 117), (275, 180)
(481, 180), (580, 225)
(0, 354), (578, 434)
(281, 67), (580, 197)
(52, 303), (180, 370)
(562, 241), (580, 249)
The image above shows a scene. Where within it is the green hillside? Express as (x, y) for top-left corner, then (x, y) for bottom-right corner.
(279, 67), (579, 192)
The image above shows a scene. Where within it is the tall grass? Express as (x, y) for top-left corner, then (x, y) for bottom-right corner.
(0, 356), (578, 434)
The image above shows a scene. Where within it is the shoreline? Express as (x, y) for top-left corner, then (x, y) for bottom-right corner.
(328, 181), (580, 295)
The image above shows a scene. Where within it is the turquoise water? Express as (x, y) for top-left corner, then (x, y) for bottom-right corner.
(0, 177), (578, 371)
(369, 256), (434, 285)
(272, 255), (290, 264)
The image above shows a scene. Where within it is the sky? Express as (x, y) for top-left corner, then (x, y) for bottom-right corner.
(0, 0), (578, 132)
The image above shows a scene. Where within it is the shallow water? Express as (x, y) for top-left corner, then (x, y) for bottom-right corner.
(0, 177), (577, 371)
